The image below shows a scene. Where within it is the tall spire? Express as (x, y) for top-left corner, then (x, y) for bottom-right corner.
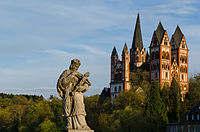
(132, 13), (143, 51)
(155, 21), (165, 44)
(111, 46), (118, 57)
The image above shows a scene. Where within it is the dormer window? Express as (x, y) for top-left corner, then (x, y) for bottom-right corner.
(182, 43), (185, 48)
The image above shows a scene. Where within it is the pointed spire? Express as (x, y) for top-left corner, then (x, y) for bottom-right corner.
(122, 43), (128, 56)
(132, 13), (143, 51)
(172, 25), (183, 47)
(111, 46), (118, 57)
(155, 21), (165, 44)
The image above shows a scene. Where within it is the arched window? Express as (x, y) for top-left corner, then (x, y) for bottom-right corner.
(184, 66), (187, 73)
(162, 51), (165, 59)
(166, 52), (169, 60)
(182, 42), (185, 48)
(166, 72), (168, 79)
(180, 66), (184, 72)
(182, 74), (184, 81)
(185, 56), (187, 63)
(115, 87), (117, 92)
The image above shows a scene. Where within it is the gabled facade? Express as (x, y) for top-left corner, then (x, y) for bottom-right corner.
(171, 25), (189, 94)
(149, 22), (172, 87)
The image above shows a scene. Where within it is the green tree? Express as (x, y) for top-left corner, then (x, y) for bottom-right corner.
(114, 90), (145, 111)
(0, 108), (12, 132)
(25, 101), (54, 131)
(130, 69), (150, 96)
(188, 74), (200, 108)
(84, 95), (100, 131)
(160, 84), (170, 112)
(103, 106), (150, 132)
(145, 81), (168, 132)
(49, 98), (65, 131)
(168, 78), (181, 122)
(38, 118), (57, 132)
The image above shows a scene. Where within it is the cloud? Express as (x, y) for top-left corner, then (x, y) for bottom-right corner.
(183, 25), (200, 38)
(79, 45), (110, 57)
(153, 0), (199, 15)
(44, 49), (78, 57)
(1, 87), (55, 91)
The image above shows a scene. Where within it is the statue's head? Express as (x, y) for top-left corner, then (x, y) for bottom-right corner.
(69, 59), (81, 71)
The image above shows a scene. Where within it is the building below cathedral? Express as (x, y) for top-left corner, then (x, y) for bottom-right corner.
(166, 102), (200, 132)
(110, 13), (189, 101)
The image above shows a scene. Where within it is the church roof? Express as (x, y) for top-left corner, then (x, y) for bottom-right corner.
(155, 21), (165, 44)
(122, 43), (128, 56)
(111, 46), (118, 57)
(132, 13), (143, 51)
(172, 25), (184, 47)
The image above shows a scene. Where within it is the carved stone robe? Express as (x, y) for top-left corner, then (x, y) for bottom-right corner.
(57, 69), (90, 129)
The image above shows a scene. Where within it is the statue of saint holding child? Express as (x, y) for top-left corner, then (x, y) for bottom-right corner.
(57, 59), (91, 130)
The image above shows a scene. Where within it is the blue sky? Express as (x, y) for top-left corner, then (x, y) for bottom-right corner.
(0, 0), (200, 98)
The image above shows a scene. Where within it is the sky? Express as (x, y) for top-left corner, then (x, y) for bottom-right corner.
(0, 0), (200, 98)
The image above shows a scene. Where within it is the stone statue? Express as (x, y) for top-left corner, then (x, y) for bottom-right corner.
(57, 59), (92, 131)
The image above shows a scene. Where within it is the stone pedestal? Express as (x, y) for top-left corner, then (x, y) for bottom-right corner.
(68, 130), (94, 132)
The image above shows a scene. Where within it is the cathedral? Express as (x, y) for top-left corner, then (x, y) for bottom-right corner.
(110, 13), (189, 101)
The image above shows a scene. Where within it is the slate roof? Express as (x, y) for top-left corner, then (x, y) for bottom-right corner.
(180, 102), (200, 124)
(132, 13), (143, 51)
(111, 46), (118, 57)
(172, 25), (184, 47)
(122, 43), (128, 56)
(155, 21), (165, 44)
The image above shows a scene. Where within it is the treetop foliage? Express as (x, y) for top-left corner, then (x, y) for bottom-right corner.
(0, 74), (200, 132)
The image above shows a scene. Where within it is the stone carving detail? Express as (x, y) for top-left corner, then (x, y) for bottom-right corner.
(57, 59), (91, 130)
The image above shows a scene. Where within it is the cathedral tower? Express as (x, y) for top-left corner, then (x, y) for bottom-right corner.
(171, 25), (189, 94)
(130, 13), (145, 70)
(122, 43), (131, 91)
(111, 46), (118, 82)
(149, 22), (171, 87)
